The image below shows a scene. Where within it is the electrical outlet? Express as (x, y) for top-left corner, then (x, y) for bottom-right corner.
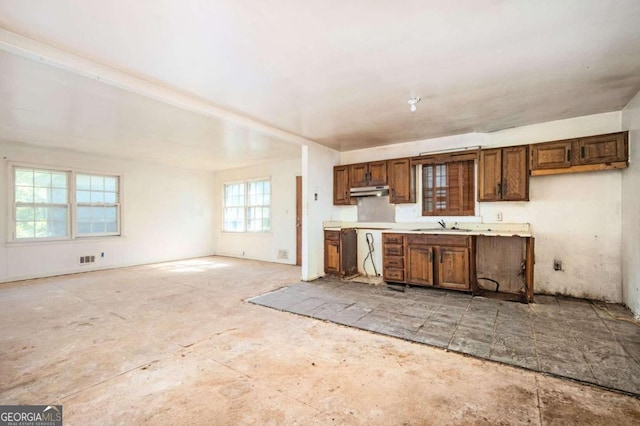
(496, 211), (503, 221)
(553, 259), (563, 271)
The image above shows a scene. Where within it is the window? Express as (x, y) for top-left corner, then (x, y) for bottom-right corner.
(422, 160), (475, 216)
(223, 180), (271, 232)
(76, 174), (120, 236)
(14, 168), (69, 239)
(11, 165), (121, 241)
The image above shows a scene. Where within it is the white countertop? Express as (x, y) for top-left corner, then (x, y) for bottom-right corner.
(323, 221), (532, 237)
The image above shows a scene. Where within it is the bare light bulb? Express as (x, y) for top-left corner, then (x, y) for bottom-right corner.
(408, 97), (421, 112)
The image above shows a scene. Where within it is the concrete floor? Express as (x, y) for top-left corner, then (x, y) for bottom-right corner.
(0, 257), (639, 425)
(250, 279), (640, 395)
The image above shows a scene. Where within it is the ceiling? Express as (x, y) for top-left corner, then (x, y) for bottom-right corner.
(1, 0), (640, 170)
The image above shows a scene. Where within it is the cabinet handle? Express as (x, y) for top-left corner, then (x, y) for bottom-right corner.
(497, 183), (502, 196)
(581, 146), (585, 158)
(429, 251), (433, 263)
(567, 149), (571, 162)
(440, 252), (443, 263)
(344, 191), (348, 200)
(503, 182), (507, 195)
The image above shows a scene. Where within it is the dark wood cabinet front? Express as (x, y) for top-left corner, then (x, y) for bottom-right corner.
(478, 146), (529, 202)
(324, 229), (357, 277)
(388, 158), (415, 203)
(530, 131), (628, 175)
(383, 232), (475, 293)
(333, 166), (354, 205)
(349, 161), (388, 188)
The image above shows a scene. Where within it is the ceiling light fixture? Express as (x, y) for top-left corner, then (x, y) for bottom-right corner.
(408, 97), (421, 112)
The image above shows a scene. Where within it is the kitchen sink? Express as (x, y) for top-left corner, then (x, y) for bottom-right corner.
(411, 228), (472, 232)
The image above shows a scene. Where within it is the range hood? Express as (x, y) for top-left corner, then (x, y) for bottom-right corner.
(350, 185), (390, 197)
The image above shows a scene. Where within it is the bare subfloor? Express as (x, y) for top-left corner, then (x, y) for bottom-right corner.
(1, 257), (639, 425)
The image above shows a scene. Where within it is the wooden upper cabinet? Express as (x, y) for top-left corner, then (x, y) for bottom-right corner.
(502, 146), (529, 200)
(478, 146), (529, 202)
(530, 132), (628, 175)
(575, 132), (627, 165)
(530, 140), (573, 170)
(478, 149), (502, 201)
(333, 165), (354, 205)
(349, 163), (369, 187)
(349, 161), (388, 187)
(388, 158), (415, 204)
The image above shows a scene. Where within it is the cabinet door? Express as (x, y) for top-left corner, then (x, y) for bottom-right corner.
(502, 146), (529, 201)
(478, 149), (502, 201)
(388, 158), (415, 203)
(575, 133), (627, 165)
(438, 247), (470, 290)
(324, 240), (341, 274)
(367, 161), (388, 186)
(333, 166), (352, 205)
(349, 163), (369, 188)
(406, 245), (434, 286)
(530, 141), (572, 170)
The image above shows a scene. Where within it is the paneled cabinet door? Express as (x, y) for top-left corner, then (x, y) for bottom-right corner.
(324, 240), (340, 274)
(502, 146), (529, 201)
(333, 166), (352, 205)
(530, 140), (573, 170)
(438, 247), (470, 290)
(367, 161), (388, 186)
(349, 163), (369, 188)
(388, 158), (415, 203)
(575, 133), (627, 165)
(406, 245), (434, 286)
(478, 149), (502, 201)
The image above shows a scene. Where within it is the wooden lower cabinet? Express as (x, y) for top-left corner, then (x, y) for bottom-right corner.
(383, 232), (476, 293)
(324, 229), (357, 277)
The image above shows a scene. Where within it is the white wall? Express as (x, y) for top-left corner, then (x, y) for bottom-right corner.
(212, 157), (301, 265)
(302, 143), (341, 281)
(0, 141), (215, 282)
(338, 112), (624, 302)
(622, 91), (640, 316)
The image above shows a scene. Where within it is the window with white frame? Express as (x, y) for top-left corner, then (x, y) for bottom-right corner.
(76, 174), (120, 236)
(11, 165), (121, 241)
(223, 179), (270, 232)
(14, 167), (69, 239)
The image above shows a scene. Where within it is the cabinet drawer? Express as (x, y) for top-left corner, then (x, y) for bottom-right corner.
(324, 230), (340, 241)
(384, 257), (404, 269)
(407, 234), (471, 247)
(384, 268), (404, 282)
(382, 233), (405, 245)
(384, 244), (404, 256)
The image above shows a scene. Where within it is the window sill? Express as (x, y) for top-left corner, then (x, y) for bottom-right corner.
(6, 235), (125, 248)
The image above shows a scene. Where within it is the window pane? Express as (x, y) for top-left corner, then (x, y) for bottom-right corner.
(91, 222), (106, 233)
(91, 176), (105, 190)
(77, 174), (91, 191)
(104, 177), (117, 191)
(15, 186), (33, 203)
(78, 206), (91, 220)
(34, 171), (51, 187)
(51, 173), (67, 188)
(34, 188), (50, 203)
(105, 206), (117, 220)
(15, 169), (33, 186)
(104, 192), (117, 203)
(16, 221), (35, 239)
(92, 206), (105, 219)
(77, 191), (91, 203)
(52, 188), (67, 204)
(106, 221), (118, 232)
(35, 207), (49, 220)
(16, 207), (34, 221)
(91, 191), (105, 203)
(78, 221), (91, 234)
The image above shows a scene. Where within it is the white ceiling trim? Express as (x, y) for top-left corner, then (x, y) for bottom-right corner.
(0, 28), (314, 148)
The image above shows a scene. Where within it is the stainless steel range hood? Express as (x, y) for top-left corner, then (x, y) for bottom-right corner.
(350, 185), (390, 197)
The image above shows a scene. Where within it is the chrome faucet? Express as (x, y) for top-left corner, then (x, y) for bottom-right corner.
(438, 220), (446, 229)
